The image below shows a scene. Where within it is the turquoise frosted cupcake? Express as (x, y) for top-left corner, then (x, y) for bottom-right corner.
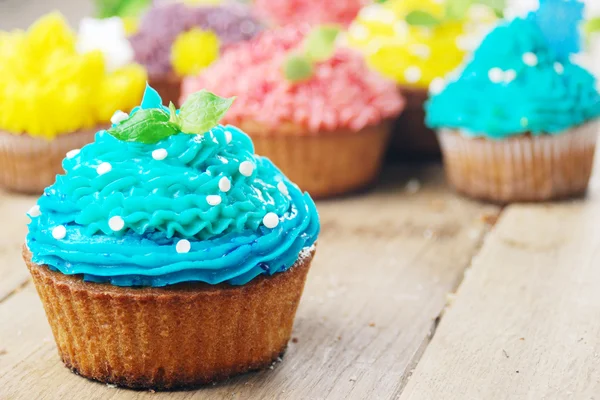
(426, 2), (600, 203)
(24, 85), (319, 389)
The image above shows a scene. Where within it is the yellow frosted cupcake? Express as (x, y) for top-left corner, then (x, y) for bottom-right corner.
(0, 13), (146, 193)
(346, 0), (497, 156)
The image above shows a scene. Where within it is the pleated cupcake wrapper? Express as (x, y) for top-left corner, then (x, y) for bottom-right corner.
(390, 85), (440, 157)
(437, 123), (598, 203)
(25, 246), (315, 390)
(0, 128), (98, 194)
(249, 123), (391, 199)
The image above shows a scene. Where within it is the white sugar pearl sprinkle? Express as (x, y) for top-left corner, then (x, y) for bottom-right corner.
(488, 67), (504, 83)
(554, 62), (564, 75)
(225, 131), (232, 144)
(28, 205), (41, 218)
(152, 148), (168, 161)
(522, 52), (538, 66)
(66, 149), (80, 159)
(108, 216), (125, 232)
(219, 177), (231, 192)
(263, 212), (279, 229)
(503, 69), (517, 84)
(176, 239), (191, 254)
(239, 161), (254, 177)
(404, 66), (422, 84)
(110, 110), (129, 125)
(277, 181), (289, 196)
(96, 162), (112, 175)
(206, 195), (222, 206)
(52, 225), (67, 240)
(429, 77), (445, 95)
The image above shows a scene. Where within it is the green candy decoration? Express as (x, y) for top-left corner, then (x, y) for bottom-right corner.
(107, 87), (235, 144)
(283, 25), (341, 83)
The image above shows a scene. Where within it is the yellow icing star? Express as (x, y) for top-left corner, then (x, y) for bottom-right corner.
(0, 13), (147, 139)
(171, 28), (220, 77)
(347, 0), (496, 88)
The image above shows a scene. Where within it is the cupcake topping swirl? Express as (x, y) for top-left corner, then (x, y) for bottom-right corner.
(426, 12), (600, 138)
(26, 86), (320, 287)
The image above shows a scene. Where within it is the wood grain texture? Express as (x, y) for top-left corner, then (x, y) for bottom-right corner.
(0, 192), (36, 301)
(0, 0), (93, 30)
(400, 199), (600, 400)
(0, 166), (499, 399)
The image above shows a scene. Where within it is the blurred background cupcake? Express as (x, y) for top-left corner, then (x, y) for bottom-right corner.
(0, 12), (146, 194)
(426, 0), (600, 203)
(128, 0), (264, 104)
(346, 0), (497, 158)
(181, 25), (405, 198)
(254, 0), (368, 27)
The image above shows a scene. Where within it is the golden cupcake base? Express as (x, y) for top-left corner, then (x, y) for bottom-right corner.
(24, 246), (315, 390)
(240, 121), (391, 199)
(438, 123), (598, 203)
(0, 128), (99, 194)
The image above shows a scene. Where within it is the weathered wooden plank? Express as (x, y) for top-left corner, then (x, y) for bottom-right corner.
(400, 200), (600, 400)
(0, 193), (36, 301)
(0, 166), (499, 399)
(0, 0), (93, 30)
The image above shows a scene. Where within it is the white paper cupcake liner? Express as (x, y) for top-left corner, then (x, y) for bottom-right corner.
(437, 122), (598, 203)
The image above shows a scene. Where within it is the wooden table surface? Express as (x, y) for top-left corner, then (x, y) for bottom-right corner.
(2, 158), (600, 400)
(3, 2), (600, 399)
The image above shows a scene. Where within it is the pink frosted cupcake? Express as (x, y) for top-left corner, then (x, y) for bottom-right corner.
(181, 26), (404, 198)
(254, 0), (367, 27)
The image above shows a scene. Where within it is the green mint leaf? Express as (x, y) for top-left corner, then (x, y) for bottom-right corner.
(283, 54), (314, 82)
(178, 90), (235, 135)
(405, 10), (442, 27)
(168, 101), (179, 124)
(444, 0), (472, 20)
(585, 17), (600, 35)
(305, 25), (341, 62)
(107, 108), (179, 144)
(472, 0), (505, 17)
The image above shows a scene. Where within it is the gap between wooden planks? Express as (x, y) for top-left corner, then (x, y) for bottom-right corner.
(0, 165), (499, 399)
(401, 194), (600, 399)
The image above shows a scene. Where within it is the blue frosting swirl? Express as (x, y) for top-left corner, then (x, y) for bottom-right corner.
(426, 16), (600, 139)
(26, 125), (320, 286)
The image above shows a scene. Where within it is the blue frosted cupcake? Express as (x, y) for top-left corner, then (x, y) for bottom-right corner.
(24, 86), (320, 389)
(426, 1), (600, 203)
